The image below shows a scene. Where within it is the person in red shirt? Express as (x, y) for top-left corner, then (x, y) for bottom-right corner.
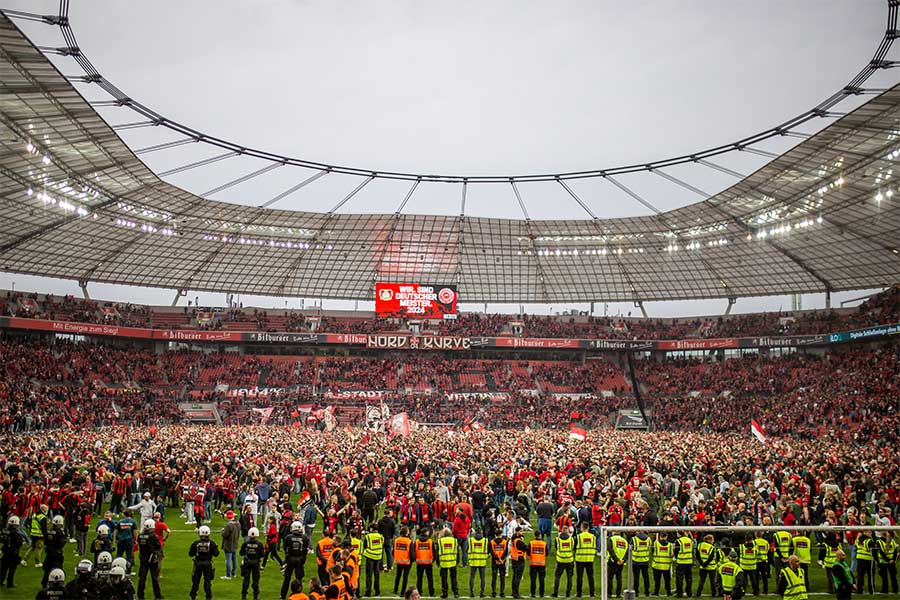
(152, 511), (169, 577)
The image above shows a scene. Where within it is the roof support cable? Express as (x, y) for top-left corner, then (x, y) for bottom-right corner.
(696, 159), (747, 179)
(653, 169), (710, 198)
(739, 147), (779, 159)
(112, 120), (157, 131)
(557, 178), (599, 219)
(157, 151), (240, 178)
(510, 180), (531, 220)
(202, 162), (283, 197)
(460, 180), (468, 217)
(394, 178), (420, 215)
(327, 175), (375, 214)
(259, 169), (329, 208)
(134, 138), (197, 155)
(0, 9), (58, 24)
(604, 175), (662, 214)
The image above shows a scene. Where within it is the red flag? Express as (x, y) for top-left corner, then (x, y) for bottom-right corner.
(569, 424), (586, 441)
(750, 419), (767, 444)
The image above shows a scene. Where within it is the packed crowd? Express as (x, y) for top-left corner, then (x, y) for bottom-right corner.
(0, 425), (898, 598)
(2, 331), (898, 441)
(641, 345), (900, 444)
(4, 284), (897, 340)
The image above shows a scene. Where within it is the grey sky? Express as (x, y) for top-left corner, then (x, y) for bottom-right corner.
(0, 1), (892, 316)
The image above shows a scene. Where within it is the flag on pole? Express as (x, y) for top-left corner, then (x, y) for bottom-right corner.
(750, 419), (767, 444)
(569, 424), (586, 441)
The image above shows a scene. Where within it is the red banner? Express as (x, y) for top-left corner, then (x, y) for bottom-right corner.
(375, 283), (457, 320)
(655, 338), (739, 350)
(8, 317), (155, 338)
(492, 337), (581, 349)
(5, 317), (242, 342)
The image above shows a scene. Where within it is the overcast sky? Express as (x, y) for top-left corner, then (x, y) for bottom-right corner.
(0, 1), (893, 316)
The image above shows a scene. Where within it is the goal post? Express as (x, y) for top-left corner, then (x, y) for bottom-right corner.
(597, 524), (900, 600)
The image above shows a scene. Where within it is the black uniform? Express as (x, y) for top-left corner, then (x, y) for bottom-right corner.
(0, 524), (25, 587)
(109, 577), (136, 600)
(510, 537), (529, 600)
(281, 531), (310, 599)
(63, 573), (100, 600)
(240, 538), (264, 600)
(137, 530), (163, 600)
(35, 583), (67, 600)
(41, 526), (67, 587)
(188, 536), (219, 600)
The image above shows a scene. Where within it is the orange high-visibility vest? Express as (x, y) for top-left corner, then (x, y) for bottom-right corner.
(529, 540), (547, 566)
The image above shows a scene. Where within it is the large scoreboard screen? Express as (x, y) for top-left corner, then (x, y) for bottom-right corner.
(375, 283), (458, 320)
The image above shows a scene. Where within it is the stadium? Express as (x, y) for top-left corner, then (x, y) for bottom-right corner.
(0, 2), (898, 600)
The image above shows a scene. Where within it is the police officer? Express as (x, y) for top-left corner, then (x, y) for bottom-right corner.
(188, 525), (219, 600)
(137, 518), (163, 600)
(716, 550), (745, 600)
(109, 564), (136, 600)
(240, 526), (264, 600)
(574, 522), (596, 598)
(42, 514), (67, 587)
(468, 528), (489, 598)
(362, 527), (385, 596)
(36, 567), (66, 600)
(552, 526), (574, 598)
(0, 515), (25, 588)
(529, 531), (547, 598)
(65, 559), (99, 600)
(282, 520), (310, 600)
(490, 529), (508, 598)
(438, 527), (460, 599)
(95, 551), (113, 582)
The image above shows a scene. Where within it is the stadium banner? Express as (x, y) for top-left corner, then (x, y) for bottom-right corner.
(323, 390), (393, 400)
(588, 339), (655, 351)
(655, 337), (739, 350)
(492, 336), (582, 349)
(154, 329), (242, 342)
(4, 316), (156, 339)
(243, 331), (320, 344)
(375, 283), (458, 320)
(1, 316), (897, 351)
(829, 322), (900, 343)
(740, 334), (828, 348)
(366, 334), (473, 350)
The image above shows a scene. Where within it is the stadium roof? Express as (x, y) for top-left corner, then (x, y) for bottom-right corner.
(0, 12), (898, 303)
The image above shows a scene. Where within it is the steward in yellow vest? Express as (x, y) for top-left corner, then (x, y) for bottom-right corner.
(776, 555), (808, 600)
(553, 530), (575, 598)
(695, 534), (720, 597)
(468, 529), (488, 597)
(362, 530), (385, 596)
(630, 532), (652, 597)
(651, 534), (673, 597)
(437, 530), (459, 598)
(574, 522), (596, 598)
(715, 550), (746, 598)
